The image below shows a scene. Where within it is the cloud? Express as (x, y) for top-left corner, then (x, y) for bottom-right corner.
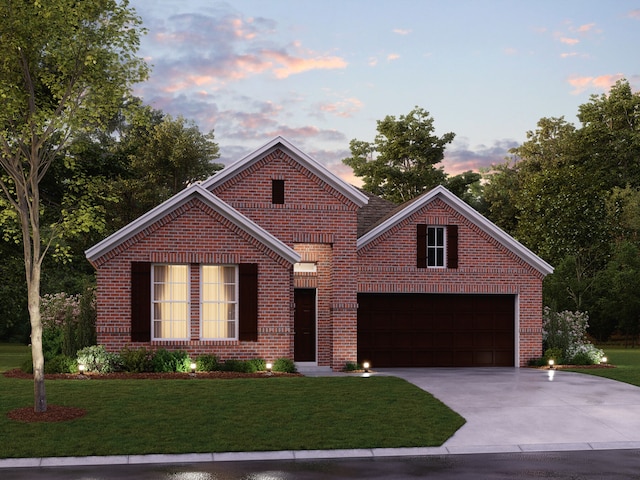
(392, 28), (412, 35)
(575, 23), (596, 33)
(559, 36), (579, 45)
(629, 9), (640, 19)
(443, 139), (520, 175)
(316, 98), (364, 118)
(387, 53), (400, 61)
(504, 47), (518, 56)
(263, 48), (348, 79)
(368, 57), (378, 67)
(567, 74), (625, 94)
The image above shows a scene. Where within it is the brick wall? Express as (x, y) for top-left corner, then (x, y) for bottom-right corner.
(357, 198), (545, 366)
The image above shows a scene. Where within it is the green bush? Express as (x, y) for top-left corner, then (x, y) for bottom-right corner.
(247, 358), (266, 373)
(76, 345), (120, 373)
(152, 349), (191, 373)
(543, 348), (564, 365)
(45, 355), (78, 374)
(42, 325), (64, 360)
(273, 357), (296, 373)
(221, 359), (250, 372)
(343, 362), (359, 372)
(120, 346), (154, 373)
(20, 358), (33, 374)
(196, 354), (219, 372)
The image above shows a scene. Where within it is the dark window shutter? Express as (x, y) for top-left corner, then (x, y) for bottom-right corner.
(447, 225), (459, 269)
(417, 224), (427, 268)
(272, 179), (285, 204)
(238, 263), (258, 341)
(131, 262), (151, 342)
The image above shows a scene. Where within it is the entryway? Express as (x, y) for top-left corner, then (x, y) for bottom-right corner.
(294, 288), (316, 362)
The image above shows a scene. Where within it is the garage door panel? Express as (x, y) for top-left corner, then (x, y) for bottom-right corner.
(358, 294), (515, 367)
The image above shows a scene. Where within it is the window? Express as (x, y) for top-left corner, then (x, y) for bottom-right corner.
(201, 265), (238, 339)
(427, 226), (446, 267)
(272, 179), (285, 204)
(152, 264), (189, 339)
(417, 224), (458, 269)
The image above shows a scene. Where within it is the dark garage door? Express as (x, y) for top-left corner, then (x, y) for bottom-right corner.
(357, 294), (515, 367)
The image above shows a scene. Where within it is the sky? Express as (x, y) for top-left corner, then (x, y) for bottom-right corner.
(129, 0), (640, 184)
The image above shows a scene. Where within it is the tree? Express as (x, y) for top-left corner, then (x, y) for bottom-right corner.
(343, 106), (455, 204)
(0, 0), (148, 412)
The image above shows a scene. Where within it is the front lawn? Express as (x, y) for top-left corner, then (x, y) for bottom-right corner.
(567, 348), (640, 387)
(0, 343), (30, 373)
(0, 372), (465, 458)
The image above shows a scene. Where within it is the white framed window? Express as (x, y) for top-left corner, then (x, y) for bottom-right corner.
(152, 264), (189, 340)
(427, 226), (446, 267)
(201, 265), (238, 340)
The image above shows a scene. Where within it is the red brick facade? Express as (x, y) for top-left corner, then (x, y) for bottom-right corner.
(87, 137), (552, 370)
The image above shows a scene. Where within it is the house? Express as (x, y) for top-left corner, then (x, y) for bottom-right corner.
(85, 136), (553, 370)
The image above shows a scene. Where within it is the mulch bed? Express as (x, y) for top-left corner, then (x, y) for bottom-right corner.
(3, 368), (301, 380)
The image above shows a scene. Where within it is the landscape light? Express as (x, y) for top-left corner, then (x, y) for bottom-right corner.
(266, 362), (273, 376)
(601, 357), (608, 364)
(190, 362), (197, 374)
(548, 359), (555, 369)
(78, 364), (86, 375)
(363, 361), (370, 373)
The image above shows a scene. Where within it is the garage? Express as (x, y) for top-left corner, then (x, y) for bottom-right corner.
(357, 293), (515, 367)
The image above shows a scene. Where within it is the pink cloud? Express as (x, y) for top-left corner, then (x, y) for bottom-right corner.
(628, 9), (640, 19)
(576, 23), (596, 33)
(559, 37), (579, 45)
(567, 74), (625, 94)
(392, 28), (412, 35)
(262, 49), (348, 79)
(318, 98), (364, 118)
(387, 53), (400, 61)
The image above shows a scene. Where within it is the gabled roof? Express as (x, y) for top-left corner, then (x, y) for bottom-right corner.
(356, 189), (398, 237)
(357, 185), (554, 276)
(201, 136), (369, 208)
(85, 183), (301, 265)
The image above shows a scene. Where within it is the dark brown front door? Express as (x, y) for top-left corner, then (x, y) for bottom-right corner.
(294, 289), (316, 362)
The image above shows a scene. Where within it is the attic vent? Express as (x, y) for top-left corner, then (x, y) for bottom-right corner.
(272, 179), (285, 204)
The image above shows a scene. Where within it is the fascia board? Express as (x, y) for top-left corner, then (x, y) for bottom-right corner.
(357, 185), (554, 276)
(202, 136), (369, 207)
(85, 184), (300, 265)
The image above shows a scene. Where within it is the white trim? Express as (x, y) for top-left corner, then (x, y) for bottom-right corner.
(357, 185), (554, 276)
(202, 136), (369, 208)
(85, 183), (301, 265)
(514, 293), (520, 367)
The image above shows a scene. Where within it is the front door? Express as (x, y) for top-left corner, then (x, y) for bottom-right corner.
(294, 289), (316, 362)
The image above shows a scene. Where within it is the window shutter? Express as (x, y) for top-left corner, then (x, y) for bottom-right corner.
(131, 262), (151, 342)
(447, 225), (459, 269)
(417, 224), (427, 268)
(238, 263), (258, 341)
(272, 179), (285, 204)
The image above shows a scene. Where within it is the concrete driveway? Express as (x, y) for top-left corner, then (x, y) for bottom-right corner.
(379, 367), (640, 454)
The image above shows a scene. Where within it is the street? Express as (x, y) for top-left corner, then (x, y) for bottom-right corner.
(2, 449), (640, 479)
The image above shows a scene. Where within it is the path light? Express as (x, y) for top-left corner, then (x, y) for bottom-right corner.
(190, 362), (197, 374)
(78, 363), (86, 375)
(266, 362), (273, 376)
(548, 359), (555, 370)
(601, 357), (608, 365)
(362, 361), (370, 373)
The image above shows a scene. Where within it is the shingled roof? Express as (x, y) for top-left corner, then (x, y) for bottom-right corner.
(356, 189), (399, 238)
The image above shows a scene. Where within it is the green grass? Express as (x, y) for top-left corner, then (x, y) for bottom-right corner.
(0, 370), (465, 458)
(567, 348), (640, 387)
(0, 343), (30, 373)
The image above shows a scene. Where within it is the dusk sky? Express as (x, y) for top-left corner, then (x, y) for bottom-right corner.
(129, 0), (640, 184)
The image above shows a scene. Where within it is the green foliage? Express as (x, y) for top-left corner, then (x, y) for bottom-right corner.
(152, 349), (191, 373)
(76, 345), (120, 374)
(343, 106), (454, 204)
(343, 361), (360, 372)
(543, 309), (604, 364)
(195, 354), (219, 372)
(272, 357), (297, 373)
(221, 359), (251, 373)
(45, 355), (78, 374)
(247, 358), (266, 373)
(119, 347), (154, 373)
(543, 348), (564, 365)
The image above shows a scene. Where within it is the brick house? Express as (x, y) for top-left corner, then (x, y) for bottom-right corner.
(86, 136), (553, 370)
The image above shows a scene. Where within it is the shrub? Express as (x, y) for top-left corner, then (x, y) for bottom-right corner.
(247, 358), (266, 373)
(152, 349), (191, 373)
(272, 357), (296, 373)
(120, 347), (154, 373)
(196, 354), (219, 372)
(343, 362), (359, 372)
(221, 359), (250, 372)
(543, 308), (603, 365)
(76, 345), (120, 373)
(45, 355), (78, 374)
(543, 347), (564, 365)
(566, 343), (605, 365)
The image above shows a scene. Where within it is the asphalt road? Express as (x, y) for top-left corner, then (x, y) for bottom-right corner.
(3, 449), (640, 479)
